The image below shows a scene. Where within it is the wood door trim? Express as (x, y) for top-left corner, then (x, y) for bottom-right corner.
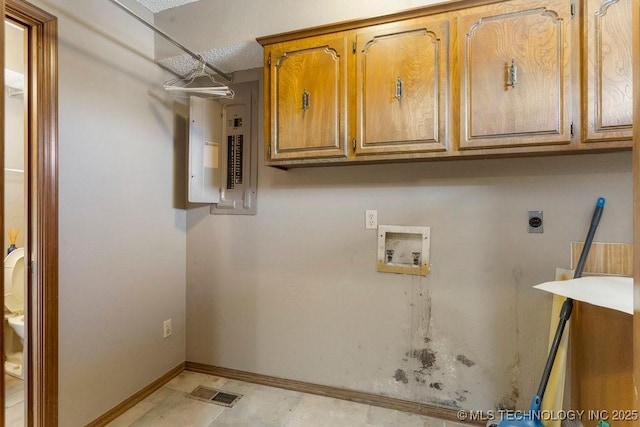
(0, 1), (5, 423)
(5, 1), (58, 425)
(632, 0), (640, 418)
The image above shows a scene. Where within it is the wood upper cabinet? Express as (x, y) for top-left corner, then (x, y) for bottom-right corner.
(583, 0), (633, 143)
(354, 18), (449, 156)
(457, 0), (574, 150)
(264, 33), (350, 161)
(257, 0), (632, 167)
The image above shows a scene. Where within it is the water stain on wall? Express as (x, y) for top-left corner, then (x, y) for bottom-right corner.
(393, 368), (409, 384)
(392, 280), (481, 409)
(496, 352), (521, 411)
(411, 348), (437, 372)
(455, 390), (468, 402)
(410, 282), (435, 373)
(456, 354), (475, 367)
(497, 387), (520, 411)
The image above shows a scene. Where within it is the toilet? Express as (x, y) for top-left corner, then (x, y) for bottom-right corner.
(4, 247), (25, 378)
(8, 314), (24, 342)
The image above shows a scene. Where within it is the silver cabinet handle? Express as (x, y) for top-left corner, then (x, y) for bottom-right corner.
(507, 59), (517, 88)
(395, 76), (403, 100)
(302, 89), (310, 111)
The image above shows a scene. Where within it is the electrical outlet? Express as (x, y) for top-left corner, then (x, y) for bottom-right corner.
(528, 211), (543, 233)
(163, 319), (172, 339)
(365, 210), (378, 230)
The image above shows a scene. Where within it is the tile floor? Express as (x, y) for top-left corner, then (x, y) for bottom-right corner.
(5, 374), (25, 426)
(107, 370), (470, 427)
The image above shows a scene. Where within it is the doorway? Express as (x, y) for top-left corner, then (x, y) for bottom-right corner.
(3, 0), (57, 425)
(4, 17), (27, 426)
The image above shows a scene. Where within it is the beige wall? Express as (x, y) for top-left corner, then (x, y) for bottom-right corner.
(5, 20), (23, 71)
(4, 22), (25, 252)
(4, 92), (24, 251)
(24, 1), (186, 425)
(185, 69), (633, 411)
(186, 130), (632, 411)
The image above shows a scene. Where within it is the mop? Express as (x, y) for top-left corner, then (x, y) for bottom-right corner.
(497, 197), (606, 427)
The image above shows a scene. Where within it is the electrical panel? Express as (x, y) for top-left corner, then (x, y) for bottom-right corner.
(188, 97), (222, 203)
(188, 80), (258, 215)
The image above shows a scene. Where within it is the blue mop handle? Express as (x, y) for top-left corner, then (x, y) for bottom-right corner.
(531, 197), (606, 411)
(573, 197), (605, 280)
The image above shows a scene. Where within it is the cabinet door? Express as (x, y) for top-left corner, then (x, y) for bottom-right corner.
(266, 34), (349, 161)
(458, 0), (573, 149)
(355, 18), (449, 155)
(583, 0), (632, 143)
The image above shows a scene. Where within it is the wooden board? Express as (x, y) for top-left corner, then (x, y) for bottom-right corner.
(569, 242), (634, 426)
(571, 241), (633, 276)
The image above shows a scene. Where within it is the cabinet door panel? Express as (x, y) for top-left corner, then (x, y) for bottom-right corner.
(268, 35), (348, 160)
(584, 0), (632, 142)
(458, 0), (572, 149)
(356, 19), (449, 155)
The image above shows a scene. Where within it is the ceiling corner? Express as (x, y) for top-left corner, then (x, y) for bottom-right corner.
(134, 0), (201, 13)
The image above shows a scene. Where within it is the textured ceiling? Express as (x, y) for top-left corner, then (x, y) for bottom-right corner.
(132, 0), (262, 76)
(157, 42), (263, 77)
(134, 0), (199, 13)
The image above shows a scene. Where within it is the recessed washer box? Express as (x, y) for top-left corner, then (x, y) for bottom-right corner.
(377, 225), (430, 276)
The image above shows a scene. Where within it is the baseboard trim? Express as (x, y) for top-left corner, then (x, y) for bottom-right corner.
(86, 362), (185, 427)
(185, 362), (479, 425)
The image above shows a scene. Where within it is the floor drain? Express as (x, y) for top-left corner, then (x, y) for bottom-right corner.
(188, 385), (242, 408)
